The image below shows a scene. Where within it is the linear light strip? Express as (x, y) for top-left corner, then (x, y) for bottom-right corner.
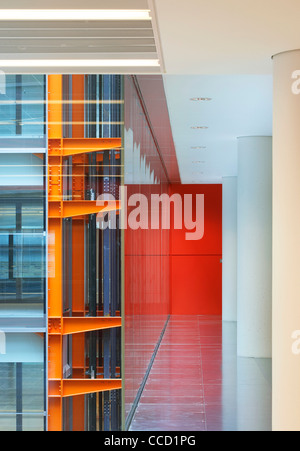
(24, 122), (125, 125)
(0, 174), (123, 177)
(0, 165), (124, 167)
(0, 10), (151, 21)
(0, 122), (124, 125)
(0, 59), (159, 67)
(0, 101), (125, 105)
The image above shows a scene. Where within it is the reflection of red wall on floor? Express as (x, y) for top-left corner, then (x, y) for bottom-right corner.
(170, 184), (222, 315)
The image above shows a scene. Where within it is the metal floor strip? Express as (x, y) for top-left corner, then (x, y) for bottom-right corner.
(125, 314), (170, 431)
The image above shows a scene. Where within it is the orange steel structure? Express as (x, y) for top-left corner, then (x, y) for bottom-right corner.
(47, 75), (122, 431)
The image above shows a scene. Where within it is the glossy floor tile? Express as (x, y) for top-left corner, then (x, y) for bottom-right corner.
(125, 315), (169, 417)
(129, 316), (272, 432)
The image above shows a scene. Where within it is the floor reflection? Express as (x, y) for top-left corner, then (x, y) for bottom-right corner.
(129, 316), (272, 431)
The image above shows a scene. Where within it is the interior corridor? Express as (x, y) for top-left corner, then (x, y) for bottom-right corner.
(129, 316), (272, 432)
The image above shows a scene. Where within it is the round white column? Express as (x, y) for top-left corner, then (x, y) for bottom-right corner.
(237, 136), (272, 358)
(273, 50), (300, 431)
(222, 176), (237, 322)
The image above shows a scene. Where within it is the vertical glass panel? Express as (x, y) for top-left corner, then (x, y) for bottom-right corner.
(0, 335), (45, 431)
(13, 235), (45, 280)
(0, 75), (45, 138)
(0, 154), (45, 314)
(0, 75), (17, 137)
(85, 75), (123, 139)
(22, 201), (44, 231)
(21, 75), (45, 137)
(0, 235), (9, 280)
(0, 230), (45, 306)
(0, 203), (16, 230)
(22, 415), (45, 432)
(0, 415), (17, 432)
(0, 154), (44, 187)
(22, 363), (44, 413)
(0, 363), (16, 413)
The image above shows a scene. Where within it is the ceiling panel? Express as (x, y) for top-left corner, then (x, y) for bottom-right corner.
(153, 0), (300, 74)
(0, 1), (162, 73)
(163, 75), (273, 183)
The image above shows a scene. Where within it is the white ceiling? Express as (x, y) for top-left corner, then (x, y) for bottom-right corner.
(163, 75), (273, 183)
(152, 0), (300, 74)
(150, 0), (300, 182)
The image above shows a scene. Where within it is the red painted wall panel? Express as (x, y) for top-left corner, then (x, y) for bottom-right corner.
(170, 184), (222, 315)
(171, 256), (222, 315)
(170, 184), (222, 256)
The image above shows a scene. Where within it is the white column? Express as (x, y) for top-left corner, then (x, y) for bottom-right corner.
(222, 176), (237, 322)
(237, 136), (272, 358)
(273, 49), (300, 431)
(222, 322), (237, 430)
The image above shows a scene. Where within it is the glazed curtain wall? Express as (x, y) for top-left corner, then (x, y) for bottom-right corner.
(170, 184), (222, 316)
(0, 75), (47, 431)
(124, 76), (170, 420)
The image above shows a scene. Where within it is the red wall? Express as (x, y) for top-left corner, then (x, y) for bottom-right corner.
(170, 184), (222, 315)
(125, 184), (170, 318)
(124, 76), (171, 419)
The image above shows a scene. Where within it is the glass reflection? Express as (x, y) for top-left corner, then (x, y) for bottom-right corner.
(0, 75), (45, 138)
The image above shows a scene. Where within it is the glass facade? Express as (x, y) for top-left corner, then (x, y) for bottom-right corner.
(0, 76), (46, 431)
(0, 188), (46, 310)
(0, 75), (45, 138)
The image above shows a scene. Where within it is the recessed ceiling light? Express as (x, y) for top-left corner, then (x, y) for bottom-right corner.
(191, 126), (208, 130)
(191, 146), (206, 150)
(0, 59), (160, 68)
(0, 9), (152, 21)
(190, 97), (212, 102)
(192, 161), (206, 164)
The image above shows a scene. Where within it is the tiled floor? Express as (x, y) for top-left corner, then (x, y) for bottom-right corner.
(125, 315), (169, 418)
(129, 316), (272, 432)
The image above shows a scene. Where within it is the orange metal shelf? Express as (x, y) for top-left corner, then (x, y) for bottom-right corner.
(48, 200), (120, 218)
(49, 379), (122, 398)
(48, 317), (122, 336)
(48, 138), (122, 156)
